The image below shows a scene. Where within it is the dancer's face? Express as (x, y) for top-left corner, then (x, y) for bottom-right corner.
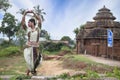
(28, 21), (34, 27)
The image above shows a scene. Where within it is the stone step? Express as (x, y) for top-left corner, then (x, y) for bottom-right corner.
(31, 76), (55, 80)
(0, 75), (14, 80)
(31, 76), (118, 80)
(0, 75), (118, 80)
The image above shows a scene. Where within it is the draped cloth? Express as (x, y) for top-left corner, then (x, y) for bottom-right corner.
(24, 47), (42, 71)
(24, 47), (34, 71)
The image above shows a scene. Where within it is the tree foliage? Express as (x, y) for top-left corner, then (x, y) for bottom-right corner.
(15, 22), (26, 48)
(0, 0), (11, 12)
(41, 42), (65, 52)
(80, 24), (85, 30)
(33, 5), (46, 21)
(73, 27), (79, 37)
(40, 29), (50, 40)
(60, 36), (75, 46)
(73, 24), (85, 36)
(61, 36), (71, 42)
(0, 13), (19, 42)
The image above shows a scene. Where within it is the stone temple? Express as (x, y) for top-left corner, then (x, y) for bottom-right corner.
(76, 6), (120, 60)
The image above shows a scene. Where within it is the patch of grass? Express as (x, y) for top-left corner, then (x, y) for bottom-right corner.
(106, 67), (120, 79)
(0, 56), (26, 75)
(68, 55), (94, 63)
(52, 68), (120, 80)
(0, 46), (21, 57)
(57, 73), (70, 79)
(0, 78), (3, 80)
(43, 50), (59, 55)
(86, 70), (100, 79)
(51, 71), (100, 80)
(62, 55), (113, 73)
(10, 75), (31, 80)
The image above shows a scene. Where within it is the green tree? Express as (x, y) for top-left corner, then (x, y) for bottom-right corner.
(61, 36), (75, 48)
(61, 36), (71, 42)
(40, 29), (51, 40)
(61, 36), (71, 44)
(80, 24), (85, 30)
(0, 13), (19, 43)
(75, 24), (85, 53)
(0, 0), (11, 12)
(73, 24), (85, 37)
(33, 5), (46, 21)
(16, 8), (26, 15)
(15, 22), (26, 48)
(73, 27), (79, 37)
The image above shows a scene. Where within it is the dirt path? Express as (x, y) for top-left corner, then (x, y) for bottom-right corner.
(37, 60), (75, 76)
(83, 54), (120, 67)
(37, 55), (120, 76)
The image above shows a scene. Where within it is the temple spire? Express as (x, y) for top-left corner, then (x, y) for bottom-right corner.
(103, 5), (105, 8)
(93, 5), (116, 20)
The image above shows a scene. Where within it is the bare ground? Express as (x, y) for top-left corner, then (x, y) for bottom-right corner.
(36, 54), (120, 76)
(83, 54), (120, 67)
(37, 60), (76, 76)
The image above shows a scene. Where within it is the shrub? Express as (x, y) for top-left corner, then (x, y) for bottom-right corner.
(86, 70), (100, 79)
(0, 40), (15, 48)
(61, 46), (71, 51)
(0, 46), (20, 57)
(58, 46), (73, 56)
(106, 67), (120, 79)
(41, 42), (65, 52)
(58, 73), (70, 79)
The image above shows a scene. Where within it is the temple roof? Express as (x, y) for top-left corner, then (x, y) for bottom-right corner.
(77, 27), (120, 39)
(93, 6), (116, 20)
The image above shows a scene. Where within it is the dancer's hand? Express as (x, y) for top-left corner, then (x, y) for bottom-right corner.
(27, 41), (39, 47)
(27, 10), (34, 13)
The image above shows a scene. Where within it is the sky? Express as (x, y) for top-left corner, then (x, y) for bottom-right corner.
(0, 0), (120, 40)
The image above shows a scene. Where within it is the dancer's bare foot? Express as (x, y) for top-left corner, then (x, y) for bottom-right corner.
(31, 70), (37, 76)
(26, 69), (30, 76)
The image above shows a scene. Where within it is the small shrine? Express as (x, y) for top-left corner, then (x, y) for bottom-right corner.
(76, 6), (120, 60)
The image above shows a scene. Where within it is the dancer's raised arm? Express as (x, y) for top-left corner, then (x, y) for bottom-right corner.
(21, 11), (28, 30)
